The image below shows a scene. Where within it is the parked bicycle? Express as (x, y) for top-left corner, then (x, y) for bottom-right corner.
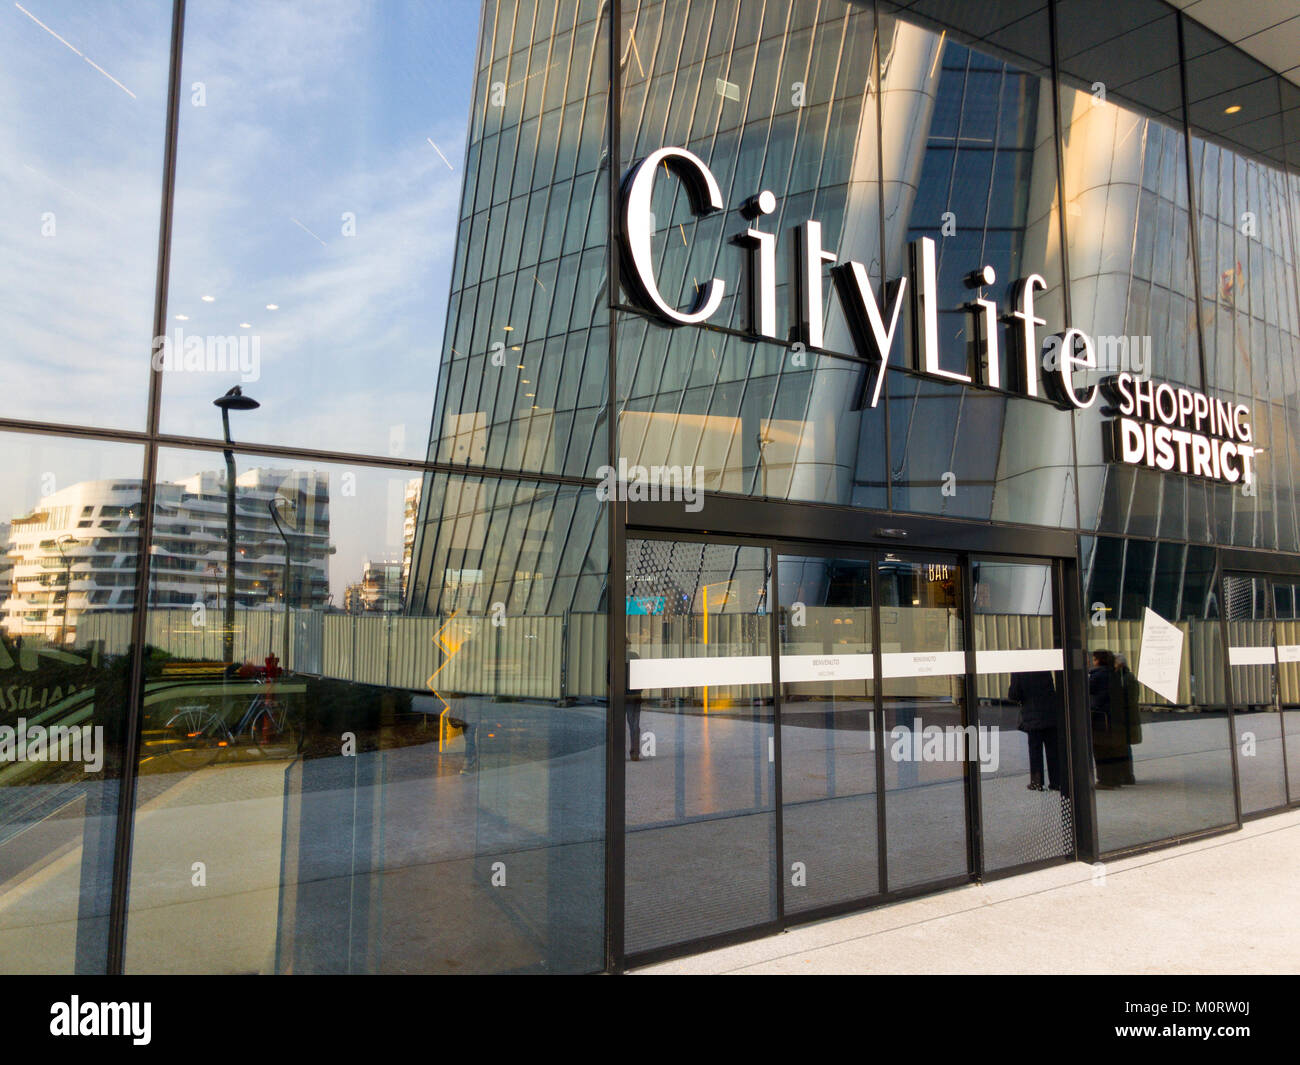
(160, 682), (301, 770)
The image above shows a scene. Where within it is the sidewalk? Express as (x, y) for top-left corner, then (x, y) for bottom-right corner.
(634, 809), (1300, 974)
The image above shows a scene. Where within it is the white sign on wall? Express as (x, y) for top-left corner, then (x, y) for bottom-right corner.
(1136, 607), (1184, 704)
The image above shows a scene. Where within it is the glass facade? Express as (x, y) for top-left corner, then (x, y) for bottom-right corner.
(2, 0), (1300, 973)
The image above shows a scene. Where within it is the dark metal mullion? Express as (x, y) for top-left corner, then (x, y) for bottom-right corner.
(1050, 556), (1081, 861)
(959, 553), (983, 880)
(103, 0), (186, 977)
(1267, 576), (1292, 805)
(604, 0), (627, 976)
(1061, 545), (1098, 859)
(870, 546), (889, 894)
(768, 546), (785, 925)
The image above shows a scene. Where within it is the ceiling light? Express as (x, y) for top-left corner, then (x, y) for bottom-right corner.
(266, 303), (279, 310)
(239, 322), (252, 328)
(201, 295), (215, 302)
(1224, 104), (1242, 115)
(174, 314), (188, 321)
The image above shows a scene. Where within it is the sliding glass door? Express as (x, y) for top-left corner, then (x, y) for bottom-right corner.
(623, 539), (776, 955)
(1223, 574), (1291, 816)
(623, 535), (1073, 959)
(777, 554), (879, 914)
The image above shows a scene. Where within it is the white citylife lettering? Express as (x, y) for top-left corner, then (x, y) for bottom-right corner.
(618, 148), (1094, 410)
(618, 147), (1257, 485)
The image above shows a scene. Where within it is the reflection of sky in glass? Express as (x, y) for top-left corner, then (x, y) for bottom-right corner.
(0, 0), (171, 429)
(156, 0), (478, 458)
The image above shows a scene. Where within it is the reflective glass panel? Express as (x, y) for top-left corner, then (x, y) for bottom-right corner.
(624, 538), (776, 955)
(124, 452), (606, 973)
(973, 559), (1072, 873)
(778, 554), (878, 913)
(1224, 574), (1287, 815)
(0, 1), (172, 429)
(878, 552), (968, 890)
(0, 431), (144, 972)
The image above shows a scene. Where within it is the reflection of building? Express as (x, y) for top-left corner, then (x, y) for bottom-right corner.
(343, 560), (404, 614)
(1, 479), (142, 643)
(402, 0), (1300, 973)
(1, 468), (332, 643)
(0, 522), (11, 606)
(401, 477), (420, 598)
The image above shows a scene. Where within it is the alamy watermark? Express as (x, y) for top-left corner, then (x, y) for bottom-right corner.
(880, 718), (1000, 773)
(1043, 333), (1151, 377)
(151, 328), (261, 382)
(0, 719), (104, 772)
(596, 458), (704, 512)
(50, 996), (150, 1045)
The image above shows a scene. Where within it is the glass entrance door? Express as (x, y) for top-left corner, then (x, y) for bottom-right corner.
(776, 554), (879, 913)
(876, 553), (970, 890)
(622, 537), (1073, 960)
(1223, 574), (1290, 815)
(623, 538), (776, 956)
(971, 559), (1073, 873)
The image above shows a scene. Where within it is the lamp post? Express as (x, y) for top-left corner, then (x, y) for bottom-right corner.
(268, 496), (296, 673)
(54, 535), (77, 646)
(213, 386), (259, 664)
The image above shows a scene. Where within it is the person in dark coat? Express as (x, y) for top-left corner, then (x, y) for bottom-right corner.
(1089, 649), (1131, 788)
(1009, 669), (1062, 790)
(1114, 653), (1142, 784)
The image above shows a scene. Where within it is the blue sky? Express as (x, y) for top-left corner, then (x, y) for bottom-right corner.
(1, 0), (486, 587)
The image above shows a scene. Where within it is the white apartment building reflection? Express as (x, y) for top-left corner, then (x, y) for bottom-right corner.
(1, 468), (332, 645)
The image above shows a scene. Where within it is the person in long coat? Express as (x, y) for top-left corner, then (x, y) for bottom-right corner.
(1089, 649), (1131, 788)
(1010, 669), (1062, 790)
(1114, 653), (1142, 784)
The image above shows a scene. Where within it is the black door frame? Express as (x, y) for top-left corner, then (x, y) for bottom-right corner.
(617, 498), (1085, 969)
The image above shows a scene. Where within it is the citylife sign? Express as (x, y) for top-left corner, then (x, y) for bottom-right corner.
(618, 146), (1256, 486)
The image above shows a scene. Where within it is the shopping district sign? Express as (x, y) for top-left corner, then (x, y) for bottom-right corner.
(617, 146), (1257, 487)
